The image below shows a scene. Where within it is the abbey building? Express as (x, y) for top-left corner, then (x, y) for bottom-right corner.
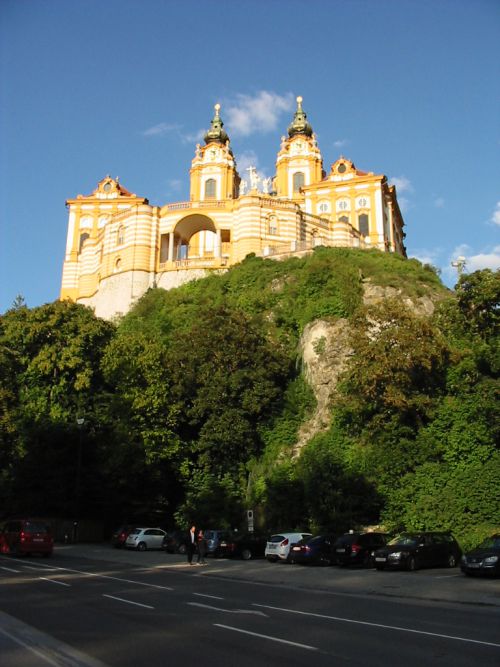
(60, 98), (406, 319)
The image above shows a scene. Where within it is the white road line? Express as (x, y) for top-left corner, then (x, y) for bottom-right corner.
(0, 566), (20, 573)
(214, 623), (318, 651)
(193, 592), (225, 600)
(39, 577), (71, 587)
(188, 602), (268, 616)
(252, 603), (500, 649)
(103, 594), (155, 609)
(15, 560), (174, 590)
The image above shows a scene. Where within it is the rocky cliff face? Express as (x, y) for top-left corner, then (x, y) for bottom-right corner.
(293, 283), (440, 456)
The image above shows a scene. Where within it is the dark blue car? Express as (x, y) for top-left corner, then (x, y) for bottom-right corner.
(288, 534), (337, 565)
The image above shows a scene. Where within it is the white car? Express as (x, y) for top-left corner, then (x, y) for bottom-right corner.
(125, 527), (166, 551)
(265, 532), (312, 562)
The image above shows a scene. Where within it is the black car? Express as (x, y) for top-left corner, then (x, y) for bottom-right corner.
(334, 532), (388, 567)
(374, 532), (461, 571)
(162, 530), (187, 555)
(216, 532), (268, 560)
(288, 534), (337, 565)
(461, 534), (500, 577)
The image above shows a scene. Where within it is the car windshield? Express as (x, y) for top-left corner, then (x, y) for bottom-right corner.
(307, 536), (325, 545)
(388, 534), (418, 547)
(270, 535), (285, 543)
(129, 529), (141, 535)
(478, 536), (500, 549)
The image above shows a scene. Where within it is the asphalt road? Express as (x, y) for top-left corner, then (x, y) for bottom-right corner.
(1, 545), (499, 666)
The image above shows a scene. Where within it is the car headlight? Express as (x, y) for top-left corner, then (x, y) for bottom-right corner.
(388, 551), (402, 559)
(484, 556), (498, 564)
(461, 555), (466, 563)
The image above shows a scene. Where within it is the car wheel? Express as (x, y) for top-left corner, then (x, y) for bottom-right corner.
(241, 548), (252, 560)
(178, 544), (186, 555)
(362, 552), (373, 568)
(137, 542), (147, 551)
(447, 554), (457, 568)
(407, 556), (418, 571)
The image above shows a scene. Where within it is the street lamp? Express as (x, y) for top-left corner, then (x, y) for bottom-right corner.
(74, 416), (85, 542)
(451, 256), (466, 280)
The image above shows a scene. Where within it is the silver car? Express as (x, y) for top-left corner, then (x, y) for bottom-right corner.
(265, 532), (312, 562)
(125, 527), (166, 551)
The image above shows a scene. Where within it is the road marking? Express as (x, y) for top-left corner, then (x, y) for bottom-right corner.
(12, 559), (174, 590)
(0, 566), (20, 573)
(214, 623), (318, 651)
(188, 602), (268, 616)
(39, 577), (71, 587)
(103, 594), (155, 609)
(252, 603), (500, 649)
(193, 592), (225, 600)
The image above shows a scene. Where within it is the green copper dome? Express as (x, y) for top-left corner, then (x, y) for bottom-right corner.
(204, 103), (229, 145)
(287, 96), (313, 138)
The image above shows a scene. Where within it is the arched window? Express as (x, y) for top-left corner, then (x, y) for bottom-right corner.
(339, 215), (349, 223)
(358, 213), (369, 237)
(79, 233), (89, 252)
(117, 225), (124, 245)
(293, 171), (305, 192)
(205, 178), (216, 199)
(318, 201), (330, 214)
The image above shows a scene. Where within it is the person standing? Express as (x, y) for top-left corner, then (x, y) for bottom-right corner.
(197, 529), (207, 565)
(186, 525), (197, 565)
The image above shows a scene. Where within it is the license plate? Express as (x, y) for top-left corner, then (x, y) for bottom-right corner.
(375, 557), (386, 562)
(468, 563), (481, 568)
(33, 538), (43, 542)
(292, 546), (301, 551)
(267, 544), (276, 550)
(336, 548), (345, 553)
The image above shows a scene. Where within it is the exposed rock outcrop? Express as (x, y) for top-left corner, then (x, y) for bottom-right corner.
(292, 282), (442, 456)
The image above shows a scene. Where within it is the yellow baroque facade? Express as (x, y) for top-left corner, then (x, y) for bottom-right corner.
(61, 98), (406, 319)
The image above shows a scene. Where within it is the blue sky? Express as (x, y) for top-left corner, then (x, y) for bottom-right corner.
(1, 0), (499, 314)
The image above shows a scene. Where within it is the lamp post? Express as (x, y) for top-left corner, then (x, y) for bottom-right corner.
(451, 256), (466, 281)
(74, 416), (85, 542)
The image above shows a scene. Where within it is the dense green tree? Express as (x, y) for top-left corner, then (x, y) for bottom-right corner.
(297, 433), (381, 532)
(165, 304), (291, 477)
(0, 301), (115, 516)
(455, 268), (499, 339)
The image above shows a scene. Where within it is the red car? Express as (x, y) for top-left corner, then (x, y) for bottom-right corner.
(2, 519), (53, 557)
(111, 525), (134, 548)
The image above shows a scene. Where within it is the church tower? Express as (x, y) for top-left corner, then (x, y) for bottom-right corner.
(189, 104), (240, 201)
(275, 96), (323, 200)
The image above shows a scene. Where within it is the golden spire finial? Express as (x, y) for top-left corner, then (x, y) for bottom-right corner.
(214, 103), (221, 114)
